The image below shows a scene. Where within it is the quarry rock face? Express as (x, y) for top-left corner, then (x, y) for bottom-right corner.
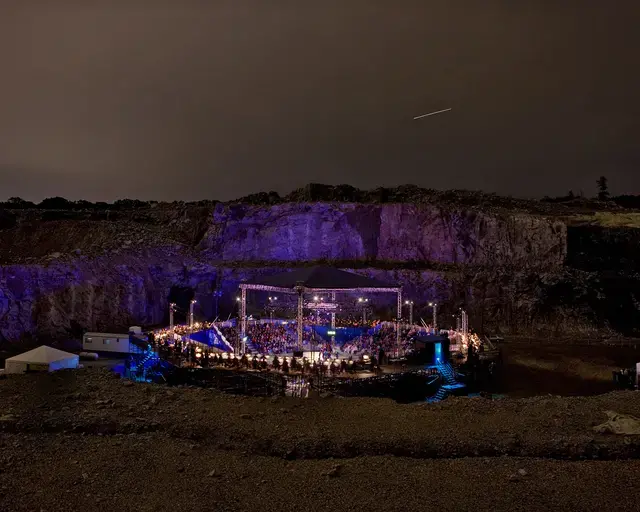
(0, 202), (635, 342)
(201, 203), (567, 266)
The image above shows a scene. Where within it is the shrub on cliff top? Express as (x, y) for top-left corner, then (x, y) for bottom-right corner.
(113, 199), (150, 209)
(38, 197), (74, 209)
(235, 191), (281, 205)
(3, 184), (638, 214)
(5, 197), (36, 208)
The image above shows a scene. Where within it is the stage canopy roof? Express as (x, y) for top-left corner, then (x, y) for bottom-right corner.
(241, 265), (400, 293)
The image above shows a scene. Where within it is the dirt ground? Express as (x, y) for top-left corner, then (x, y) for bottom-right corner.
(1, 369), (640, 511)
(2, 434), (640, 512)
(498, 341), (639, 397)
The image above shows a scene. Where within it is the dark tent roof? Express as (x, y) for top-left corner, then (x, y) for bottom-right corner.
(243, 266), (399, 291)
(414, 334), (450, 345)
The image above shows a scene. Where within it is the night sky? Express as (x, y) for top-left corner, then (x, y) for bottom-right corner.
(1, 1), (638, 202)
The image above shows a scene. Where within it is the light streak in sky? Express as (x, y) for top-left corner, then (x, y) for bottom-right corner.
(413, 108), (452, 120)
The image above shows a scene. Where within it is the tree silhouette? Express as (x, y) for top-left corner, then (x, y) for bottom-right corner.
(38, 197), (72, 209)
(114, 199), (148, 209)
(6, 197), (36, 208)
(596, 176), (609, 201)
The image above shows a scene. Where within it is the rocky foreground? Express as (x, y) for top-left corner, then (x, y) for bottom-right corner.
(1, 370), (640, 511)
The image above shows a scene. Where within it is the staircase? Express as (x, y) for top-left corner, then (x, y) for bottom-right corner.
(426, 387), (449, 403)
(246, 339), (260, 355)
(127, 336), (163, 381)
(436, 361), (458, 385)
(132, 350), (159, 381)
(426, 361), (467, 403)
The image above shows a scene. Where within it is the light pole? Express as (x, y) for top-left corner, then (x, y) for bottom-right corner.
(268, 296), (277, 322)
(295, 284), (303, 351)
(428, 302), (438, 331)
(404, 300), (414, 326)
(457, 308), (468, 351)
(313, 296), (321, 325)
(189, 299), (196, 330)
(330, 291), (336, 346)
(169, 302), (176, 334)
(461, 308), (468, 338)
(358, 297), (368, 324)
(235, 297), (241, 355)
(187, 299), (196, 363)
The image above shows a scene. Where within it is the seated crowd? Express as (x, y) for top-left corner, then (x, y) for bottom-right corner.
(246, 322), (299, 354)
(153, 320), (218, 339)
(167, 317), (426, 357)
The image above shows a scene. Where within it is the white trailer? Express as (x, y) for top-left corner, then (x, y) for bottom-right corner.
(82, 332), (132, 354)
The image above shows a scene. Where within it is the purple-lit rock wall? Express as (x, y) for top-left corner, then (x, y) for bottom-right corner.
(0, 250), (191, 341)
(0, 256), (570, 343)
(200, 203), (566, 266)
(0, 202), (572, 342)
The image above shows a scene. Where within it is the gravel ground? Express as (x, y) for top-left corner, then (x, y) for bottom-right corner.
(1, 434), (639, 512)
(1, 369), (639, 511)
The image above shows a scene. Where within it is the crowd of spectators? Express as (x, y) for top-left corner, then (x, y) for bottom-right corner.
(338, 324), (415, 356)
(246, 323), (299, 353)
(151, 321), (217, 340)
(156, 318), (429, 358)
(219, 325), (239, 344)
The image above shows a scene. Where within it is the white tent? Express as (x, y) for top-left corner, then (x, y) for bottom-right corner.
(4, 346), (80, 374)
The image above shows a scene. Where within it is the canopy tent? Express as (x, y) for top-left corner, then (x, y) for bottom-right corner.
(4, 345), (80, 374)
(238, 266), (403, 354)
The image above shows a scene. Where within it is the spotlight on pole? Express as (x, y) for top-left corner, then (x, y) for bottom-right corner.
(405, 300), (414, 325)
(428, 302), (438, 331)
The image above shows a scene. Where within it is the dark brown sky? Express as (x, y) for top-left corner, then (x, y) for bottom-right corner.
(1, 1), (638, 202)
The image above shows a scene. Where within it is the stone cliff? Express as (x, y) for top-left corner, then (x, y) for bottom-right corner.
(0, 196), (637, 343)
(201, 203), (566, 267)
